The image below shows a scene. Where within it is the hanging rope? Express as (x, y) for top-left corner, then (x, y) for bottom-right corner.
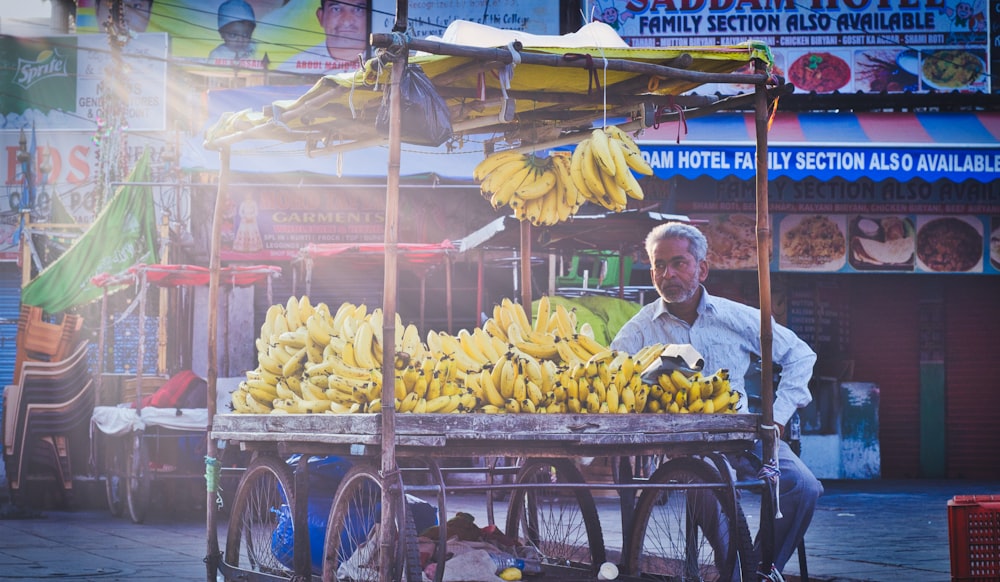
(757, 423), (783, 519)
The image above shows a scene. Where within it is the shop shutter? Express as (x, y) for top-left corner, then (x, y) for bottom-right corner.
(943, 277), (1000, 479)
(0, 264), (21, 387)
(849, 276), (921, 478)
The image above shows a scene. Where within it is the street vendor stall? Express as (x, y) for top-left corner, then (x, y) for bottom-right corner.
(200, 14), (788, 582)
(89, 263), (280, 523)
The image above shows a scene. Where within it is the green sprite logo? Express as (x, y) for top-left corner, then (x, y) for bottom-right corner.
(15, 49), (68, 89)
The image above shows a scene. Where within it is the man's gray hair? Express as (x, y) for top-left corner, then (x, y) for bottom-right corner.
(645, 222), (708, 262)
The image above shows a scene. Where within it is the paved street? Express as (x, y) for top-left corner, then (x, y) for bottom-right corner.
(0, 478), (998, 581)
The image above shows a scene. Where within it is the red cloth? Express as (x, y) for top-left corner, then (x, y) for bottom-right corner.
(137, 370), (203, 409)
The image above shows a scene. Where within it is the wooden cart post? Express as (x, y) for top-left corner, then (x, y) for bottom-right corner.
(378, 42), (407, 582)
(204, 145), (228, 581)
(754, 71), (777, 471)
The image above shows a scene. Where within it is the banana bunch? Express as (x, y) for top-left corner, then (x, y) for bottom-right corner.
(569, 126), (653, 213)
(229, 295), (740, 417)
(647, 368), (741, 414)
(474, 151), (583, 226)
(230, 297), (427, 415)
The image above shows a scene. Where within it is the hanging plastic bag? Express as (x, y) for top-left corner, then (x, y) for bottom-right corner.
(376, 64), (453, 147)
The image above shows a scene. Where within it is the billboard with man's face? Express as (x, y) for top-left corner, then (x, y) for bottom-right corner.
(76, 1), (562, 75)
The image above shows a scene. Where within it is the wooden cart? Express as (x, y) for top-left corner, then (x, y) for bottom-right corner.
(212, 411), (763, 581)
(201, 14), (788, 582)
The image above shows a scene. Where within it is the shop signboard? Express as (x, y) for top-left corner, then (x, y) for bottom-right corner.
(76, 0), (560, 75)
(597, 0), (991, 94)
(0, 33), (168, 132)
(0, 132), (176, 262)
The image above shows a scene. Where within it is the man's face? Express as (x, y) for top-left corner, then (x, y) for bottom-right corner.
(649, 237), (707, 304)
(317, 1), (367, 60)
(98, 0), (153, 33)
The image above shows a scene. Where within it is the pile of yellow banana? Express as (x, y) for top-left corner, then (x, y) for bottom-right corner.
(648, 368), (741, 414)
(568, 126), (653, 213)
(473, 126), (653, 225)
(230, 295), (738, 416)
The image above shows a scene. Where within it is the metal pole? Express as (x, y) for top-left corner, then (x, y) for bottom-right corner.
(520, 221), (532, 309)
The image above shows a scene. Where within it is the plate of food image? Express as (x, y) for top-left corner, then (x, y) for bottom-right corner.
(788, 52), (851, 93)
(920, 50), (986, 91)
(848, 215), (915, 271)
(915, 215), (983, 273)
(779, 214), (847, 271)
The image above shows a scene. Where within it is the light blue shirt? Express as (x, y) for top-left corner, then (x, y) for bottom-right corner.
(610, 287), (816, 426)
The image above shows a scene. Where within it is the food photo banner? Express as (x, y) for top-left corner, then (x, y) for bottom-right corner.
(691, 212), (1000, 275)
(594, 0), (990, 94)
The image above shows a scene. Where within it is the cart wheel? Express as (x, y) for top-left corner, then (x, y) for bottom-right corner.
(504, 458), (606, 572)
(104, 436), (126, 517)
(622, 456), (753, 581)
(125, 432), (151, 524)
(321, 463), (423, 582)
(224, 455), (296, 579)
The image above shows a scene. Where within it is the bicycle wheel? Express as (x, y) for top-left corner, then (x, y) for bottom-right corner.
(321, 463), (422, 582)
(104, 435), (125, 517)
(224, 455), (296, 579)
(125, 432), (151, 524)
(504, 458), (606, 571)
(623, 456), (753, 582)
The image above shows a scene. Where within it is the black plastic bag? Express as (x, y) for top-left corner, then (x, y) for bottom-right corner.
(375, 64), (453, 147)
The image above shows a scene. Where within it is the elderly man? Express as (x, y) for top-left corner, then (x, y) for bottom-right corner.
(611, 221), (824, 575)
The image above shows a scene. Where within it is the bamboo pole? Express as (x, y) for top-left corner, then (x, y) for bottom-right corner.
(204, 146), (228, 581)
(378, 49), (407, 582)
(754, 73), (776, 465)
(520, 221), (532, 311)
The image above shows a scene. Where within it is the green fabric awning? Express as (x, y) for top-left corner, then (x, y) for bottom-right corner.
(21, 151), (159, 313)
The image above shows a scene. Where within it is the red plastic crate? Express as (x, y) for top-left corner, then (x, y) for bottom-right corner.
(949, 494), (1000, 581)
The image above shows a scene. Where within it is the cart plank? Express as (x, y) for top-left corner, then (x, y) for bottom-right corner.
(212, 413), (758, 456)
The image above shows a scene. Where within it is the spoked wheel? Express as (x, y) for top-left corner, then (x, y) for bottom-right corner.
(104, 435), (126, 517)
(321, 463), (422, 582)
(623, 456), (753, 582)
(504, 458), (606, 572)
(125, 432), (151, 524)
(224, 455), (296, 579)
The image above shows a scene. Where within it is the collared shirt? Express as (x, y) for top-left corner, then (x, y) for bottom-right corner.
(610, 287), (816, 426)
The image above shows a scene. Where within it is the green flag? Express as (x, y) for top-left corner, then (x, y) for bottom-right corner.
(21, 150), (159, 313)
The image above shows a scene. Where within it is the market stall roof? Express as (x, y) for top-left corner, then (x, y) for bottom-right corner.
(91, 264), (282, 289)
(202, 21), (777, 156)
(456, 211), (695, 254)
(293, 241), (456, 269)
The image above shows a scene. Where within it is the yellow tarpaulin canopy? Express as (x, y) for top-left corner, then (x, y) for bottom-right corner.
(204, 23), (776, 154)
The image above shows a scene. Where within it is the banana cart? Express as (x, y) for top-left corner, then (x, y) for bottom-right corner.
(201, 15), (789, 582)
(89, 263), (280, 523)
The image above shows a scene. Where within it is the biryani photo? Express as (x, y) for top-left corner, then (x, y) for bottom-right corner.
(848, 215), (915, 270)
(788, 52), (851, 93)
(921, 50), (985, 90)
(916, 216), (983, 272)
(697, 214), (760, 270)
(780, 214), (847, 270)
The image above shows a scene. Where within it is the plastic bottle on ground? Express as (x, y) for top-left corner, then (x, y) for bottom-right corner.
(488, 552), (543, 574)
